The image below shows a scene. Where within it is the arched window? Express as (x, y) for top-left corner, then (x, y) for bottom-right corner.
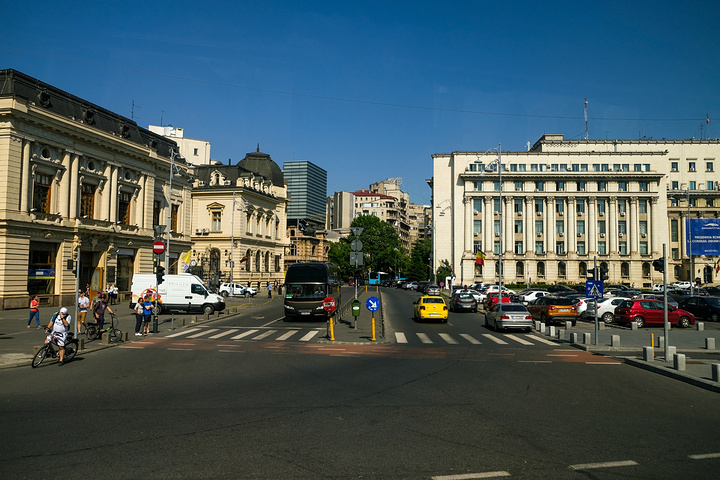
(642, 262), (651, 278)
(579, 261), (587, 277)
(537, 262), (545, 278)
(674, 265), (682, 280)
(558, 261), (566, 278)
(516, 262), (524, 277)
(621, 262), (630, 278)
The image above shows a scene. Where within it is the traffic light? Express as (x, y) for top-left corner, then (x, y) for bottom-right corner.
(600, 265), (609, 282)
(587, 267), (598, 280)
(652, 258), (664, 273)
(156, 265), (166, 285)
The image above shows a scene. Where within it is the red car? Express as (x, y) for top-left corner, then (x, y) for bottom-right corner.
(483, 292), (510, 310)
(613, 299), (695, 328)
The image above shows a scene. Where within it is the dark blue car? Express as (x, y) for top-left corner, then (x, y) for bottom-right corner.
(679, 296), (720, 322)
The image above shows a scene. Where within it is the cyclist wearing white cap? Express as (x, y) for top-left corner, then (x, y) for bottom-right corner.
(45, 307), (71, 365)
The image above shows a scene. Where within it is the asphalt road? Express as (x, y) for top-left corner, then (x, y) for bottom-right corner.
(2, 288), (719, 479)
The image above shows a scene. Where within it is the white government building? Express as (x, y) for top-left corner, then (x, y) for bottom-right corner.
(432, 134), (720, 289)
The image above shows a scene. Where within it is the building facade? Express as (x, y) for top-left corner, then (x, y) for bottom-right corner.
(0, 69), (194, 309)
(190, 150), (289, 291)
(148, 125), (212, 166)
(283, 160), (327, 227)
(432, 134), (720, 288)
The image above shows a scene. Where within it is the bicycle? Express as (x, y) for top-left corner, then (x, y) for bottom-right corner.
(85, 312), (123, 343)
(31, 329), (78, 368)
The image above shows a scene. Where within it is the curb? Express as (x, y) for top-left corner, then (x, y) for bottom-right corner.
(620, 357), (720, 394)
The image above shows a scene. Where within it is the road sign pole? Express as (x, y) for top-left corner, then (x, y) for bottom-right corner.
(594, 256), (598, 345)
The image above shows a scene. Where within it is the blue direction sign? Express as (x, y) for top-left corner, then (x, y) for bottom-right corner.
(586, 280), (604, 299)
(366, 296), (380, 312)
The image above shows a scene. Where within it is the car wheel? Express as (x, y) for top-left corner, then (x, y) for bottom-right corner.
(711, 313), (719, 322)
(221, 291), (228, 297)
(493, 318), (501, 331)
(633, 316), (645, 328)
(540, 313), (548, 325)
(677, 316), (690, 328)
(602, 312), (613, 324)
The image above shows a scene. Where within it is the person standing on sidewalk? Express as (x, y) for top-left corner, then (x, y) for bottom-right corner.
(134, 299), (145, 336)
(77, 291), (90, 333)
(141, 295), (153, 335)
(27, 295), (41, 328)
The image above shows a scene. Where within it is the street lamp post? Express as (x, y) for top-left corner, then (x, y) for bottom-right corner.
(165, 148), (185, 272)
(476, 144), (502, 294)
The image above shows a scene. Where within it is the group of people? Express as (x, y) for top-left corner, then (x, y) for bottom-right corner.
(29, 289), (115, 334)
(133, 295), (154, 336)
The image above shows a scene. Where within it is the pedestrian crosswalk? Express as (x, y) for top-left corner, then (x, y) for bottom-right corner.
(155, 326), (558, 347)
(395, 331), (559, 347)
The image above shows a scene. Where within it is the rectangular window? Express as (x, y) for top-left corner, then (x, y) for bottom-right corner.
(514, 241), (523, 254)
(556, 242), (565, 255)
(598, 181), (607, 191)
(493, 198), (501, 214)
(212, 211), (222, 232)
(689, 161), (696, 172)
(580, 164), (588, 172)
(33, 173), (52, 213)
(598, 241), (607, 255)
(193, 148), (199, 156)
(598, 220), (606, 234)
(601, 164), (610, 172)
(672, 181), (679, 190)
(707, 198), (715, 208)
(494, 220), (501, 235)
(531, 164), (538, 172)
(593, 164), (600, 172)
(535, 181), (544, 192)
(689, 181), (696, 190)
(473, 220), (482, 235)
(514, 220), (523, 234)
(493, 240), (500, 255)
(556, 220), (565, 234)
(671, 161), (679, 172)
(618, 199), (627, 214)
(153, 200), (162, 226)
(577, 181), (586, 192)
(671, 219), (678, 242)
(639, 220), (648, 235)
(572, 164), (580, 172)
(475, 182), (483, 191)
(494, 181), (501, 192)
(514, 181), (523, 191)
(577, 241), (586, 255)
(639, 200), (647, 214)
(170, 204), (179, 231)
(518, 164), (526, 172)
(509, 164), (517, 172)
(707, 161), (714, 172)
(640, 241), (648, 255)
(535, 220), (543, 234)
(557, 181), (565, 191)
(535, 199), (544, 213)
(597, 199), (606, 215)
(639, 181), (649, 192)
(671, 247), (679, 260)
(80, 183), (96, 219)
(576, 199), (585, 213)
(619, 241), (627, 255)
(708, 181), (715, 191)
(551, 164), (559, 172)
(473, 199), (482, 213)
(535, 241), (544, 254)
(118, 192), (131, 225)
(514, 198), (523, 213)
(555, 199), (564, 214)
(618, 182), (627, 192)
(576, 220), (585, 234)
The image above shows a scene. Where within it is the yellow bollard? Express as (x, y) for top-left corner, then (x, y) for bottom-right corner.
(651, 333), (654, 348)
(371, 314), (376, 341)
(329, 314), (335, 341)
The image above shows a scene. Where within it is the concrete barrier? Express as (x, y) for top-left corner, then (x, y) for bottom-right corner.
(548, 326), (556, 337)
(713, 364), (720, 383)
(557, 329), (566, 340)
(78, 338), (85, 350)
(674, 353), (686, 371)
(707, 338), (716, 350)
(657, 336), (665, 349)
(643, 346), (653, 361)
(611, 334), (620, 347)
(631, 321), (638, 331)
(697, 322), (704, 331)
(539, 323), (546, 334)
(565, 321), (573, 330)
(582, 332), (591, 344)
(102, 332), (110, 345)
(570, 332), (579, 343)
(667, 346), (677, 362)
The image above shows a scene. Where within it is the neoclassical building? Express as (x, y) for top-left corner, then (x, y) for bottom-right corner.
(190, 150), (289, 291)
(0, 69), (194, 309)
(432, 134), (720, 288)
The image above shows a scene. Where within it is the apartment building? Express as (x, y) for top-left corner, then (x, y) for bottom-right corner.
(432, 134), (720, 288)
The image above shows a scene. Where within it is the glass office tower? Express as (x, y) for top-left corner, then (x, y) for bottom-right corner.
(283, 161), (327, 226)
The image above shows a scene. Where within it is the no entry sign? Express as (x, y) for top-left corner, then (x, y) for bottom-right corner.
(322, 296), (336, 313)
(153, 240), (166, 255)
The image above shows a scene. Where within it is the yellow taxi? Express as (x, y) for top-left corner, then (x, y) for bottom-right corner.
(413, 295), (449, 322)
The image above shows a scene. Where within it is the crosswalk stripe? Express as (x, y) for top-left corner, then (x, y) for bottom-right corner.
(504, 334), (534, 345)
(188, 328), (219, 338)
(166, 328), (201, 338)
(231, 329), (258, 340)
(417, 333), (433, 344)
(532, 335), (560, 345)
(209, 329), (238, 339)
(482, 334), (509, 345)
(299, 331), (320, 341)
(459, 334), (481, 344)
(276, 330), (298, 341)
(252, 330), (277, 340)
(395, 332), (408, 343)
(439, 333), (458, 344)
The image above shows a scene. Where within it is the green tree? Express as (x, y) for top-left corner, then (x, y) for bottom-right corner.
(436, 261), (453, 287)
(328, 240), (352, 280)
(406, 238), (431, 281)
(349, 215), (403, 277)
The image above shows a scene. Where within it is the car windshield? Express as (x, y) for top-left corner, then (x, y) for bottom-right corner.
(706, 297), (720, 307)
(618, 300), (634, 308)
(455, 293), (473, 299)
(550, 297), (575, 305)
(423, 297), (445, 304)
(500, 305), (528, 313)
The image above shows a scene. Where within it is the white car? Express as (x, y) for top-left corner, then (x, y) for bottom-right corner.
(652, 284), (666, 292)
(455, 289), (483, 303)
(219, 283), (257, 297)
(672, 281), (692, 289)
(582, 297), (628, 324)
(518, 290), (550, 305)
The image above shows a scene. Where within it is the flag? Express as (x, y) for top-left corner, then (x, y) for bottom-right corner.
(239, 255), (248, 263)
(180, 250), (192, 272)
(707, 114), (710, 125)
(716, 259), (720, 272)
(475, 250), (486, 266)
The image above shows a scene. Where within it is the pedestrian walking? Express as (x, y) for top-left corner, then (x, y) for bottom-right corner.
(77, 291), (90, 333)
(134, 299), (145, 336)
(267, 283), (273, 298)
(27, 295), (41, 328)
(108, 284), (117, 305)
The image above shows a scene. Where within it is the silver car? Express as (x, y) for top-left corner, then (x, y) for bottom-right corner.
(485, 303), (533, 332)
(426, 284), (441, 296)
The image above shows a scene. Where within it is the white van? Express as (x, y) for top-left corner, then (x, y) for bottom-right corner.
(130, 273), (225, 315)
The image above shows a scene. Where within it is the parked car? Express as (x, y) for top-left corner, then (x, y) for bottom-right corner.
(572, 297), (593, 317)
(485, 303), (533, 332)
(547, 285), (577, 296)
(652, 284), (667, 292)
(703, 286), (720, 296)
(527, 296), (578, 325)
(449, 292), (478, 313)
(483, 292), (511, 310)
(219, 283), (257, 297)
(582, 297), (628, 324)
(634, 293), (678, 307)
(455, 288), (483, 303)
(417, 281), (431, 293)
(517, 290), (550, 305)
(678, 296), (720, 322)
(403, 281), (419, 290)
(413, 295), (448, 322)
(672, 281), (693, 290)
(667, 289), (692, 302)
(613, 299), (695, 328)
(426, 284), (441, 296)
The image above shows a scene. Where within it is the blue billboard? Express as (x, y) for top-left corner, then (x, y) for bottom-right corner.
(687, 219), (720, 255)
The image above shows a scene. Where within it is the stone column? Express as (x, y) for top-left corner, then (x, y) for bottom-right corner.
(20, 139), (32, 212)
(588, 196), (597, 254)
(109, 165), (118, 223)
(464, 194), (473, 255)
(650, 197), (660, 256)
(629, 196), (639, 254)
(609, 196), (618, 254)
(525, 197), (533, 254)
(547, 196), (556, 254)
(504, 196), (513, 255)
(483, 197), (492, 255)
(69, 154), (79, 219)
(567, 196), (576, 254)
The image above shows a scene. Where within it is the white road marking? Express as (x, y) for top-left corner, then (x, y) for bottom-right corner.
(482, 334), (508, 345)
(439, 333), (458, 344)
(531, 335), (560, 345)
(432, 471), (511, 479)
(505, 334), (533, 345)
(689, 452), (720, 459)
(395, 332), (408, 343)
(276, 330), (299, 341)
(569, 460), (638, 470)
(188, 328), (219, 338)
(252, 330), (277, 340)
(459, 334), (482, 344)
(231, 330), (258, 340)
(417, 333), (433, 344)
(209, 329), (238, 339)
(299, 331), (320, 341)
(166, 328), (200, 338)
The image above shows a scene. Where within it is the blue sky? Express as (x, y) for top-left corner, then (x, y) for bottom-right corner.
(3, 1), (718, 205)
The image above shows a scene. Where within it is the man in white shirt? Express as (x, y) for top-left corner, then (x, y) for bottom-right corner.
(45, 307), (71, 365)
(77, 291), (90, 333)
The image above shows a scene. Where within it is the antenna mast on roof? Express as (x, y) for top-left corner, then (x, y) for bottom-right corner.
(584, 98), (589, 140)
